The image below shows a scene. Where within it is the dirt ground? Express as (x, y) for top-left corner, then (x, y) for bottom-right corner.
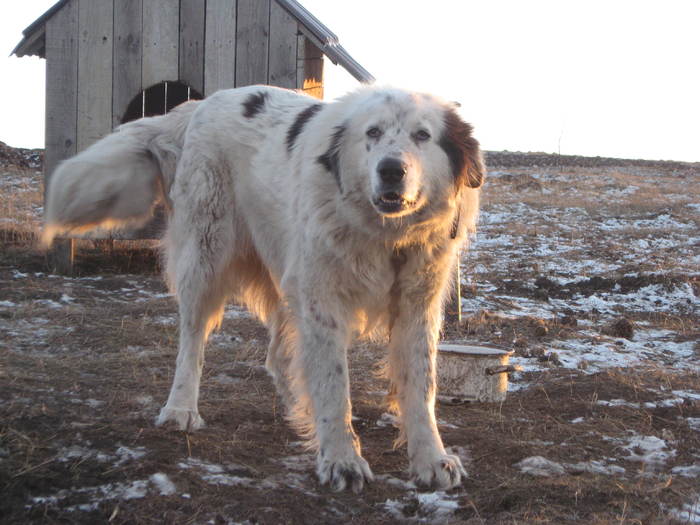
(1, 149), (698, 524)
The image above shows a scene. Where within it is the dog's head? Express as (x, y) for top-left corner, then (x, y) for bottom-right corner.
(321, 88), (485, 222)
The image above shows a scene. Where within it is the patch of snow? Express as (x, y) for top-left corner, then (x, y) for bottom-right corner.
(211, 373), (241, 385)
(178, 457), (255, 487)
(567, 460), (625, 476)
(570, 417), (585, 424)
(375, 474), (416, 490)
(56, 445), (111, 464)
(668, 495), (700, 524)
(0, 300), (16, 307)
(83, 398), (104, 408)
(114, 446), (147, 466)
(224, 305), (253, 320)
(686, 418), (700, 432)
(415, 491), (459, 518)
(596, 399), (640, 408)
(382, 499), (405, 520)
(35, 299), (63, 309)
(376, 412), (399, 428)
(29, 479), (150, 510)
(672, 465), (700, 478)
(598, 214), (696, 232)
(278, 454), (314, 472)
(134, 394), (155, 407)
(515, 456), (566, 476)
(150, 473), (177, 495)
(610, 432), (677, 470)
(152, 315), (177, 326)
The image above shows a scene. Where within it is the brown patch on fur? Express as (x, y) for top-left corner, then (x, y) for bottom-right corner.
(438, 109), (485, 189)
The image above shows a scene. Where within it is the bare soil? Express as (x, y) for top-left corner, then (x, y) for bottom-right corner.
(1, 150), (698, 524)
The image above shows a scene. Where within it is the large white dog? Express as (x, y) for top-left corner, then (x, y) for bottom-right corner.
(43, 85), (485, 492)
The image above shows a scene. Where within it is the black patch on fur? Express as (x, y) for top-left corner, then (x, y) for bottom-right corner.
(286, 103), (322, 151)
(242, 91), (267, 119)
(317, 125), (346, 192)
(438, 109), (485, 189)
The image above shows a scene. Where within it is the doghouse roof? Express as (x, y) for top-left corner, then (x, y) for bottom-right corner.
(12, 0), (374, 83)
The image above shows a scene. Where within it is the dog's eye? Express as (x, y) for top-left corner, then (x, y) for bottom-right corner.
(366, 127), (382, 139)
(414, 129), (431, 142)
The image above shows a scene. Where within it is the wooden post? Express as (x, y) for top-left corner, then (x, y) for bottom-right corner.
(142, 0), (179, 89)
(48, 239), (75, 274)
(235, 0), (271, 87)
(113, 0), (143, 126)
(45, 0), (78, 274)
(179, 0), (206, 96)
(268, 1), (298, 89)
(204, 0), (237, 96)
(296, 36), (324, 99)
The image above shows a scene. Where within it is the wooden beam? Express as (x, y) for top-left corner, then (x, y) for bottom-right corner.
(113, 0), (143, 126)
(297, 35), (323, 99)
(77, 0), (114, 151)
(179, 0), (205, 96)
(268, 1), (297, 89)
(45, 0), (79, 274)
(204, 0), (237, 96)
(235, 0), (270, 87)
(142, 0), (179, 87)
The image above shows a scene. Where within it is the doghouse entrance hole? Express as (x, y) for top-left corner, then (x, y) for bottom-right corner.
(121, 81), (203, 124)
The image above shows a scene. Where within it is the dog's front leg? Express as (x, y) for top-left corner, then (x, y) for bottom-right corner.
(296, 294), (373, 492)
(387, 258), (467, 489)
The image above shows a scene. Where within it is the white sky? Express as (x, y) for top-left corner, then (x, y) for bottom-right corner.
(1, 0), (698, 161)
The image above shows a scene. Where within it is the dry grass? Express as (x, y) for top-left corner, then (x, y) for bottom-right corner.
(1, 159), (699, 523)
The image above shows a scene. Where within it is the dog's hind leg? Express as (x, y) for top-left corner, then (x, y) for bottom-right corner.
(156, 246), (229, 431)
(156, 156), (235, 432)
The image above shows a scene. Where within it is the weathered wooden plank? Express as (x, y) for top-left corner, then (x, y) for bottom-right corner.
(77, 0), (114, 151)
(297, 36), (324, 99)
(45, 0), (78, 178)
(204, 0), (237, 96)
(179, 0), (205, 95)
(142, 0), (179, 88)
(113, 0), (143, 126)
(45, 0), (79, 274)
(268, 1), (297, 89)
(235, 0), (270, 87)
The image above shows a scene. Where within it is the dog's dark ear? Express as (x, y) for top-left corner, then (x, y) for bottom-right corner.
(438, 109), (485, 189)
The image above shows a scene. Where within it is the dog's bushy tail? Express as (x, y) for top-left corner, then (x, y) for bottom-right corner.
(42, 101), (200, 246)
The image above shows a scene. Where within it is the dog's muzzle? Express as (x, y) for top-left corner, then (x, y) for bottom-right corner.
(372, 158), (416, 215)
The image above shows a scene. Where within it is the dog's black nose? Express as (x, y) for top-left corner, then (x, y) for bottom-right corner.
(377, 158), (407, 185)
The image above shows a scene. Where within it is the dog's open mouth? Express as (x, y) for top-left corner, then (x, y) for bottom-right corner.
(373, 192), (417, 215)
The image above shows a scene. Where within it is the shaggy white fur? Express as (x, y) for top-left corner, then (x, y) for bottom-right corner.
(43, 85), (485, 492)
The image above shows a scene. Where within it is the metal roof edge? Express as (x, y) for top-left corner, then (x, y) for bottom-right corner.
(11, 0), (68, 58)
(275, 0), (374, 84)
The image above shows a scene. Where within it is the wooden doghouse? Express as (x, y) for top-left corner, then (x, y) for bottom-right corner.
(13, 0), (373, 272)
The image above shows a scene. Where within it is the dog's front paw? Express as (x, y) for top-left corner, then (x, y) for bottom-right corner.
(155, 406), (205, 431)
(317, 452), (374, 493)
(410, 452), (466, 489)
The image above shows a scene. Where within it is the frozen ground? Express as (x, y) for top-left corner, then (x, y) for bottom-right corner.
(1, 155), (699, 523)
